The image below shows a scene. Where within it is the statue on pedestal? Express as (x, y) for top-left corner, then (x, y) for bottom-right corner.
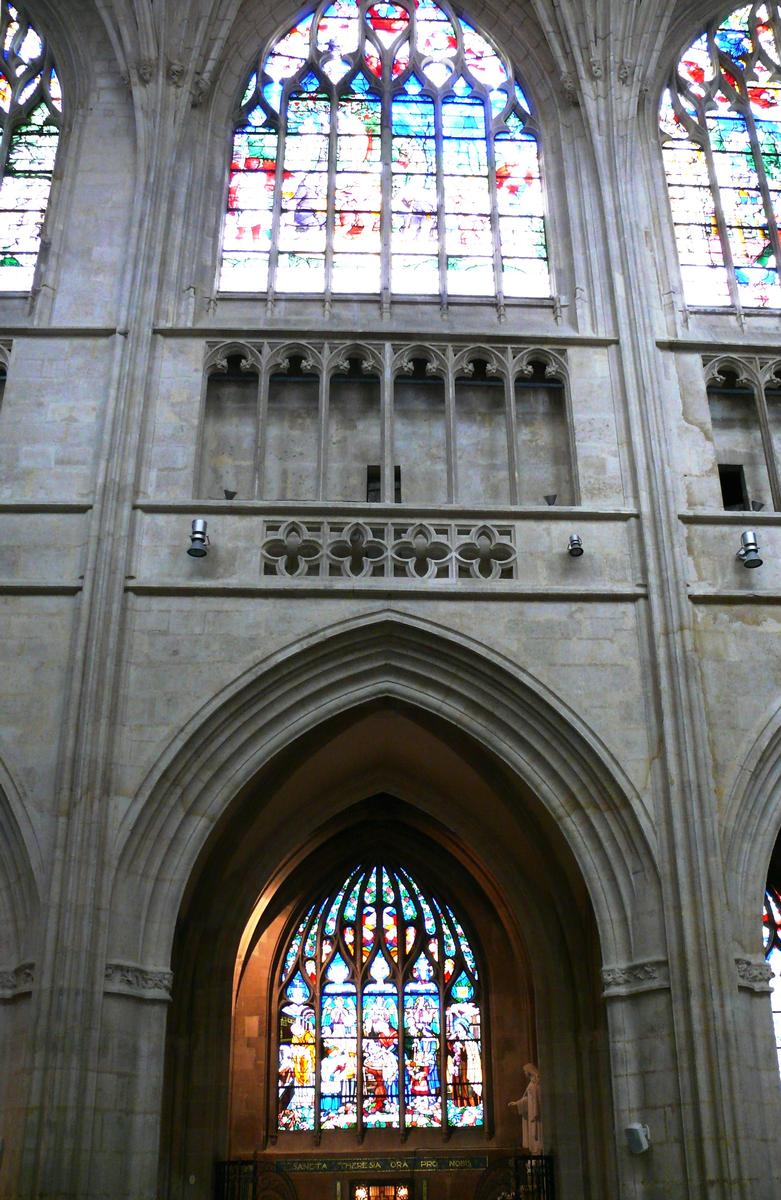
(508, 1063), (543, 1154)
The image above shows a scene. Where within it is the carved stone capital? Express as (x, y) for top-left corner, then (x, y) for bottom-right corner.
(105, 961), (173, 1001)
(735, 956), (774, 992)
(0, 961), (34, 999)
(135, 58), (156, 85)
(601, 959), (670, 998)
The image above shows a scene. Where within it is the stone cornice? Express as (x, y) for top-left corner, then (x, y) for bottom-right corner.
(104, 961), (173, 1002)
(0, 961), (34, 1000)
(735, 956), (774, 993)
(602, 959), (670, 998)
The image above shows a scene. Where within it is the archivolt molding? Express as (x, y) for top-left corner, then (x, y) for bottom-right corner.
(111, 612), (660, 973)
(104, 960), (173, 1001)
(204, 339), (263, 375)
(702, 354), (762, 393)
(724, 700), (781, 946)
(601, 957), (670, 999)
(0, 754), (42, 965)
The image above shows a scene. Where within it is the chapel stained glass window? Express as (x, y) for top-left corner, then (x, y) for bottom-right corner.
(660, 4), (781, 309)
(221, 0), (549, 302)
(277, 863), (484, 1134)
(763, 883), (781, 1074)
(0, 2), (61, 290)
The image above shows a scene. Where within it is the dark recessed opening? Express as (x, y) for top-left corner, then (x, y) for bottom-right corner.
(366, 465), (402, 502)
(718, 463), (749, 511)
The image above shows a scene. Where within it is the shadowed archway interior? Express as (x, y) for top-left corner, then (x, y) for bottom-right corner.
(159, 700), (614, 1200)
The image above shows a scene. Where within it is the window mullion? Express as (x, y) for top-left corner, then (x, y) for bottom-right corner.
(357, 899), (366, 1141)
(435, 91), (447, 312)
(381, 72), (392, 310)
(315, 925), (323, 1140)
(324, 88), (338, 313)
(742, 99), (781, 301)
(698, 92), (742, 314)
(439, 939), (448, 1138)
(484, 94), (506, 320)
(266, 103), (287, 304)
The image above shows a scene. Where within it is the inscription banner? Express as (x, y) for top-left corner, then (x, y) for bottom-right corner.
(274, 1156), (487, 1174)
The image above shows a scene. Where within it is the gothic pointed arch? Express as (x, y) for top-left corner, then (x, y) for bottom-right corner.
(0, 0), (63, 290)
(0, 752), (40, 971)
(659, 2), (781, 309)
(274, 859), (484, 1134)
(109, 612), (662, 977)
(218, 0), (550, 303)
(725, 698), (781, 946)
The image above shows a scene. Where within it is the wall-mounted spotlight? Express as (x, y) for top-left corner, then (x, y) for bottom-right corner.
(187, 518), (209, 557)
(736, 528), (762, 569)
(625, 1123), (651, 1154)
(567, 533), (584, 557)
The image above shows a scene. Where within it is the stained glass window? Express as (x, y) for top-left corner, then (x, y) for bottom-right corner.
(276, 862), (484, 1134)
(660, 4), (781, 309)
(221, 0), (549, 302)
(0, 2), (61, 290)
(763, 883), (781, 1074)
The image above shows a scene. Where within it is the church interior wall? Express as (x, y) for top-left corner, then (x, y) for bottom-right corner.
(1, 0), (781, 1195)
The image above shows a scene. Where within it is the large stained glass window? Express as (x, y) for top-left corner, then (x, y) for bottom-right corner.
(0, 2), (61, 290)
(660, 4), (781, 309)
(221, 0), (548, 302)
(763, 883), (781, 1075)
(277, 863), (484, 1134)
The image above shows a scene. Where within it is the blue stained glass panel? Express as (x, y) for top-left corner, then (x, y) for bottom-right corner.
(392, 96), (436, 137)
(442, 97), (485, 137)
(443, 138), (488, 174)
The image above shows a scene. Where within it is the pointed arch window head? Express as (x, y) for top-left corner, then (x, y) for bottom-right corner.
(660, 4), (781, 310)
(764, 883), (781, 1073)
(0, 2), (61, 291)
(277, 862), (484, 1135)
(221, 0), (549, 304)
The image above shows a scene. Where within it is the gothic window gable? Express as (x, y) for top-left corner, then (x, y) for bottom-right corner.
(220, 0), (549, 304)
(276, 861), (484, 1135)
(659, 3), (781, 311)
(0, 1), (61, 291)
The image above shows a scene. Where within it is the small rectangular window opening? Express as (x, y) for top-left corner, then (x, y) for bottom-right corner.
(718, 463), (749, 511)
(366, 465), (402, 503)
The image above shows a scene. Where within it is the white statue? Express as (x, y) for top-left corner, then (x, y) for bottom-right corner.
(508, 1062), (543, 1154)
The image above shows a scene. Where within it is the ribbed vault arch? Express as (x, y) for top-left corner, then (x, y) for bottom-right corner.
(0, 753), (41, 969)
(725, 699), (781, 950)
(111, 611), (661, 973)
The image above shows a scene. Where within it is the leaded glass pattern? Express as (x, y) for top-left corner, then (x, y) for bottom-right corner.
(0, 1), (61, 290)
(277, 863), (484, 1134)
(221, 0), (549, 302)
(660, 4), (781, 309)
(763, 884), (781, 1074)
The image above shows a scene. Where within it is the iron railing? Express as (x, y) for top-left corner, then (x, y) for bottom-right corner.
(215, 1154), (555, 1200)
